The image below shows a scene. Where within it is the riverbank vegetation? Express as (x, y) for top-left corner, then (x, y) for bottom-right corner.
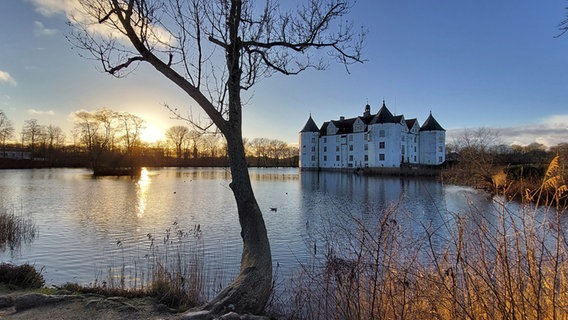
(274, 177), (568, 319)
(443, 128), (567, 206)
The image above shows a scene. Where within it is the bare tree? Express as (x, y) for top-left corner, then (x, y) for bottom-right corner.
(68, 0), (364, 314)
(46, 125), (66, 150)
(199, 134), (223, 158)
(452, 127), (502, 187)
(21, 119), (44, 159)
(73, 108), (121, 168)
(165, 125), (190, 159)
(118, 112), (145, 154)
(187, 130), (202, 159)
(0, 111), (14, 157)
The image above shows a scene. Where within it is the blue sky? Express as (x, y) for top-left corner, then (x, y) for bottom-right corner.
(1, 0), (568, 146)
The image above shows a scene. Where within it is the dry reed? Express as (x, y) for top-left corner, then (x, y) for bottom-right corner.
(0, 205), (37, 252)
(277, 157), (568, 320)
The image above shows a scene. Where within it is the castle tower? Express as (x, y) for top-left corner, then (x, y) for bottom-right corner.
(299, 115), (320, 169)
(419, 112), (446, 165)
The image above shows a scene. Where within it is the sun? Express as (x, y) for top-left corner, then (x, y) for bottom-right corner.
(141, 122), (166, 143)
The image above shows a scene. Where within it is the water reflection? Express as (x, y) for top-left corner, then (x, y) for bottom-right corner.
(0, 167), (513, 287)
(136, 168), (151, 217)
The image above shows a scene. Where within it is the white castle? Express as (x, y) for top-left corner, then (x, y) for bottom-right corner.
(299, 101), (446, 169)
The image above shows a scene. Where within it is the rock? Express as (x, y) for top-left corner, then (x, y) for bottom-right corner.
(14, 293), (82, 311)
(14, 293), (50, 311)
(216, 312), (271, 320)
(218, 312), (241, 320)
(179, 310), (212, 320)
(0, 295), (14, 308)
(177, 309), (272, 320)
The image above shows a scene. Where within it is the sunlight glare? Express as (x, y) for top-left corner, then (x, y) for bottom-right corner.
(136, 167), (151, 218)
(141, 122), (166, 143)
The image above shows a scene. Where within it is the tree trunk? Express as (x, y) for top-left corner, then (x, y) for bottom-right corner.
(203, 131), (272, 315)
(204, 2), (272, 310)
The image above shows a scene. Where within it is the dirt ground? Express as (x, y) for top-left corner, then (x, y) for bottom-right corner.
(0, 287), (176, 320)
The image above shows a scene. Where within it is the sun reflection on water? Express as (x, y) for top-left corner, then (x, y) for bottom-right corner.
(136, 168), (151, 217)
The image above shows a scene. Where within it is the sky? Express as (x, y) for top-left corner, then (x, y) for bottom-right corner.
(1, 0), (568, 147)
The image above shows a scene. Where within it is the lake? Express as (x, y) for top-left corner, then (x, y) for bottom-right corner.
(0, 167), (496, 290)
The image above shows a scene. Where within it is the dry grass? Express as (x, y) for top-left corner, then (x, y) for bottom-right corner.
(67, 224), (217, 311)
(275, 157), (568, 320)
(0, 263), (45, 289)
(0, 205), (37, 252)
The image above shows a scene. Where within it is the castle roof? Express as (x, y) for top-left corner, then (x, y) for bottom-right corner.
(319, 121), (330, 135)
(300, 115), (320, 132)
(370, 101), (397, 124)
(331, 118), (357, 135)
(420, 112), (445, 131)
(405, 118), (418, 130)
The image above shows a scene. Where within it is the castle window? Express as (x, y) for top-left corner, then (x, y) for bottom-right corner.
(302, 145), (306, 149)
(323, 137), (327, 143)
(438, 135), (444, 143)
(336, 146), (339, 152)
(414, 146), (417, 152)
(364, 155), (368, 161)
(414, 137), (417, 143)
(438, 146), (443, 152)
(414, 156), (417, 162)
(349, 155), (353, 161)
(364, 133), (368, 140)
(311, 137), (315, 143)
(349, 145), (353, 151)
(379, 141), (385, 149)
(379, 130), (385, 137)
(349, 135), (353, 141)
(401, 135), (405, 141)
(324, 146), (327, 152)
(364, 144), (368, 151)
(311, 155), (315, 161)
(379, 154), (385, 161)
(439, 156), (443, 163)
(324, 156), (327, 161)
(336, 155), (340, 161)
(311, 146), (315, 152)
(336, 136), (340, 142)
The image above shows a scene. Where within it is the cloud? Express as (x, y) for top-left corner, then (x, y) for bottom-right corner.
(28, 109), (55, 116)
(447, 114), (568, 148)
(31, 0), (175, 48)
(34, 21), (58, 36)
(0, 70), (17, 86)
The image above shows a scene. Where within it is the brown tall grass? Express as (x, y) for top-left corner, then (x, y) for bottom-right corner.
(276, 157), (568, 319)
(72, 223), (222, 311)
(0, 205), (37, 252)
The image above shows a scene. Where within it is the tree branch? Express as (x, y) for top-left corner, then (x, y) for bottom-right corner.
(107, 56), (146, 75)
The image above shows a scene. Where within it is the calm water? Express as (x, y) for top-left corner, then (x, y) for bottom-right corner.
(0, 167), (491, 287)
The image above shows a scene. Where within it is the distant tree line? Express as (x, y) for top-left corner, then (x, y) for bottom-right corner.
(0, 109), (298, 169)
